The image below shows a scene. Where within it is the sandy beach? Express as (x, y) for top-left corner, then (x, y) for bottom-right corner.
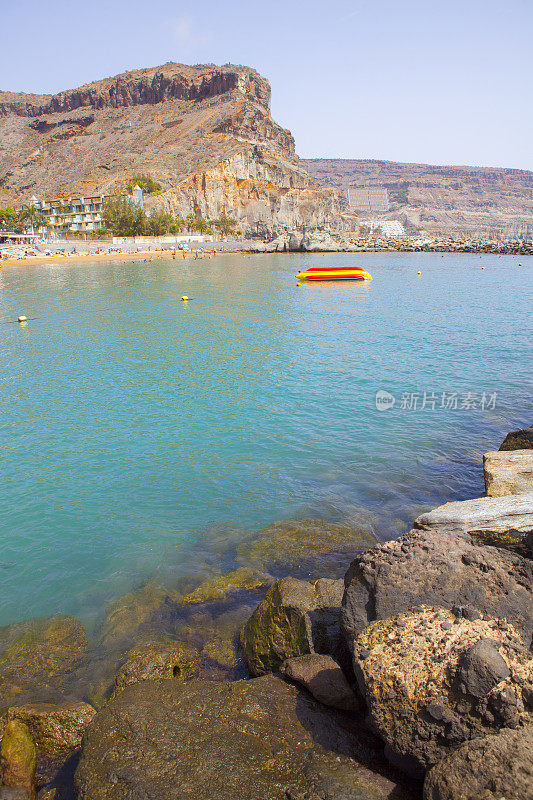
(0, 248), (227, 267)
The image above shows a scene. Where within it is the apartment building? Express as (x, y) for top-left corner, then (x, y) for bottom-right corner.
(29, 194), (109, 234)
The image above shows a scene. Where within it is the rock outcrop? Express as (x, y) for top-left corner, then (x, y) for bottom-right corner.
(340, 528), (533, 648)
(110, 642), (199, 699)
(75, 675), (414, 800)
(4, 701), (95, 757)
(0, 721), (35, 798)
(413, 492), (533, 554)
(0, 63), (345, 236)
(353, 607), (533, 777)
(240, 577), (344, 676)
(500, 425), (533, 451)
(483, 449), (533, 496)
(423, 726), (533, 800)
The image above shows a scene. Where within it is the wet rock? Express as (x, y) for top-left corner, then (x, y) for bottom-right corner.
(413, 492), (533, 554)
(75, 675), (415, 800)
(0, 721), (36, 797)
(483, 450), (533, 496)
(0, 617), (87, 711)
(340, 528), (533, 649)
(240, 577), (344, 676)
(4, 702), (95, 757)
(98, 582), (180, 649)
(279, 654), (359, 712)
(423, 726), (533, 800)
(353, 607), (533, 777)
(181, 568), (273, 604)
(500, 425), (533, 451)
(111, 642), (199, 699)
(0, 789), (32, 799)
(236, 518), (377, 578)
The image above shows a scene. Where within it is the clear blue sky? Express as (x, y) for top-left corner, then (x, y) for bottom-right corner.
(2, 0), (532, 170)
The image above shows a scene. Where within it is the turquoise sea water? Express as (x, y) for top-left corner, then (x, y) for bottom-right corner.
(0, 252), (531, 629)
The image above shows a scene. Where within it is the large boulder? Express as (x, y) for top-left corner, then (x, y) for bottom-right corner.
(483, 449), (533, 496)
(353, 607), (533, 777)
(413, 492), (533, 554)
(236, 517), (377, 578)
(4, 701), (95, 756)
(423, 726), (533, 800)
(75, 675), (415, 800)
(0, 616), (87, 710)
(240, 577), (344, 676)
(341, 528), (533, 649)
(0, 721), (36, 798)
(500, 425), (533, 451)
(279, 654), (359, 712)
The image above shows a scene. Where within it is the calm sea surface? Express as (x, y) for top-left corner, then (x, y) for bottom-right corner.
(0, 251), (531, 628)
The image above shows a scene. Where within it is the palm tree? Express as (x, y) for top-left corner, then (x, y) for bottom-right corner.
(20, 205), (47, 236)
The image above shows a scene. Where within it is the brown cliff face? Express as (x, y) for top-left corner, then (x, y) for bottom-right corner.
(0, 63), (342, 234)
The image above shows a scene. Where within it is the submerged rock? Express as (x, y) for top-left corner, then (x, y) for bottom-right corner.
(279, 653), (359, 712)
(0, 616), (87, 710)
(0, 720), (36, 797)
(236, 517), (377, 577)
(98, 582), (180, 649)
(111, 642), (199, 699)
(500, 425), (533, 451)
(181, 568), (273, 604)
(413, 492), (533, 554)
(4, 701), (95, 757)
(240, 577), (344, 676)
(423, 726), (533, 800)
(75, 675), (415, 800)
(483, 449), (533, 497)
(340, 528), (533, 648)
(353, 607), (533, 777)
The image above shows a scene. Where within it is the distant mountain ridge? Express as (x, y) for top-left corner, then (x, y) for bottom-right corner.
(301, 159), (533, 238)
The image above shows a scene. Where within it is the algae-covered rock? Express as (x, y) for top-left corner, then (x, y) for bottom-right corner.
(111, 642), (199, 699)
(354, 606), (533, 777)
(279, 654), (359, 712)
(5, 701), (95, 757)
(423, 725), (533, 800)
(75, 674), (416, 800)
(236, 518), (377, 577)
(0, 720), (36, 797)
(500, 425), (533, 451)
(182, 568), (273, 604)
(240, 577), (344, 676)
(341, 528), (533, 649)
(0, 616), (87, 710)
(99, 582), (179, 649)
(483, 449), (533, 496)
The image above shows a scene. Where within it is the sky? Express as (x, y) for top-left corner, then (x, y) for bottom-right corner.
(2, 0), (532, 170)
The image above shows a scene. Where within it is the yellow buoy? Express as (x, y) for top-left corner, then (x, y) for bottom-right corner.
(482, 267), (485, 270)
(18, 315), (27, 322)
(417, 271), (421, 275)
(181, 295), (189, 301)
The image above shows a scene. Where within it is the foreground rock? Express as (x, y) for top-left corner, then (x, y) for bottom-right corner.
(4, 701), (96, 757)
(354, 607), (533, 777)
(240, 577), (344, 675)
(237, 517), (377, 577)
(413, 492), (533, 553)
(75, 675), (415, 800)
(424, 726), (533, 800)
(483, 449), (533, 496)
(0, 616), (88, 710)
(279, 654), (359, 712)
(341, 528), (533, 648)
(500, 425), (533, 451)
(111, 642), (199, 699)
(0, 721), (36, 797)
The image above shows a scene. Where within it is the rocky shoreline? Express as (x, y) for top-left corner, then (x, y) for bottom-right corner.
(0, 427), (531, 799)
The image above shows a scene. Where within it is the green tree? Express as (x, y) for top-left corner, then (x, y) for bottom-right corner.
(144, 210), (176, 236)
(125, 174), (162, 195)
(212, 212), (237, 237)
(0, 207), (20, 231)
(19, 205), (47, 234)
(103, 196), (146, 236)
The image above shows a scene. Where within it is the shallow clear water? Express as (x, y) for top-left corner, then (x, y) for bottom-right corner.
(0, 252), (531, 628)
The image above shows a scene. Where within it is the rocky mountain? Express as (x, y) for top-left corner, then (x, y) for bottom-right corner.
(301, 159), (533, 239)
(0, 64), (345, 235)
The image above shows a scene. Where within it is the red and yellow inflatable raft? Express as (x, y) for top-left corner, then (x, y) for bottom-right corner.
(296, 266), (372, 281)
